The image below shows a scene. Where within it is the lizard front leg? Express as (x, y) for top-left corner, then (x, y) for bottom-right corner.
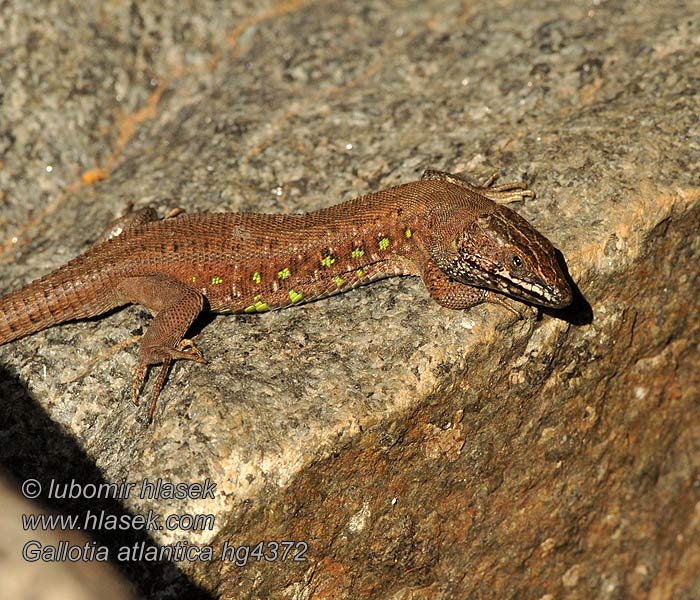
(117, 275), (206, 423)
(420, 260), (521, 316)
(421, 169), (534, 204)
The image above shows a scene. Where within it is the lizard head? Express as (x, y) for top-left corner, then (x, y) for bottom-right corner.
(432, 205), (573, 308)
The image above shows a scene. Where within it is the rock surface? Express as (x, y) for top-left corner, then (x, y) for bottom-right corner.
(0, 0), (698, 598)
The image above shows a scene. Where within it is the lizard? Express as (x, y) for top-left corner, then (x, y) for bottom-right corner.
(0, 170), (573, 422)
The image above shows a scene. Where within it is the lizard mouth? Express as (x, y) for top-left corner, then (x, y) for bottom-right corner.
(454, 260), (572, 308)
(489, 268), (572, 308)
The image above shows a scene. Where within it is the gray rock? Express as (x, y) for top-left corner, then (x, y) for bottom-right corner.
(1, 0), (698, 598)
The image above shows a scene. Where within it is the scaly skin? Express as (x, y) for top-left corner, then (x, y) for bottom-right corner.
(0, 170), (572, 421)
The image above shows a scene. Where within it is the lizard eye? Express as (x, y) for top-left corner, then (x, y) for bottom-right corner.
(511, 255), (523, 268)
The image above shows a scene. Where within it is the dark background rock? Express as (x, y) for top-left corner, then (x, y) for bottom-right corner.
(0, 1), (698, 598)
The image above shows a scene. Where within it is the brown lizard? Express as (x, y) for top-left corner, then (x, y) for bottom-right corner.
(0, 170), (572, 422)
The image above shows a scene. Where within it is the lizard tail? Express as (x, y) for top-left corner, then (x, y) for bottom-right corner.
(0, 267), (124, 345)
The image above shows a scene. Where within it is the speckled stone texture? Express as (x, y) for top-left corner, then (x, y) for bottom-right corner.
(1, 1), (698, 599)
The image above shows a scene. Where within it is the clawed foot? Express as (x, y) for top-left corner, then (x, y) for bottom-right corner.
(483, 292), (528, 319)
(130, 338), (206, 424)
(478, 173), (534, 204)
(170, 338), (206, 363)
(421, 169), (533, 204)
(492, 296), (524, 318)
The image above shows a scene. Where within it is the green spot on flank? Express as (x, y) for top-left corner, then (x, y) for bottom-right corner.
(244, 296), (269, 313)
(289, 289), (303, 304)
(351, 247), (364, 259)
(356, 268), (364, 277)
(320, 255), (335, 268)
(378, 237), (390, 251)
(404, 228), (412, 238)
(191, 276), (197, 283)
(278, 267), (291, 280)
(252, 271), (261, 284)
(211, 276), (223, 285)
(333, 275), (344, 287)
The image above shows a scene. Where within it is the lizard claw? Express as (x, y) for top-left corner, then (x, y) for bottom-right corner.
(478, 176), (534, 204)
(173, 338), (207, 363)
(163, 207), (186, 220)
(131, 365), (147, 406)
(130, 338), (205, 422)
(485, 292), (525, 319)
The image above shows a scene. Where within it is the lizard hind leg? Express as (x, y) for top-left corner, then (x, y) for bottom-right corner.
(143, 339), (206, 423)
(97, 205), (185, 244)
(97, 207), (160, 243)
(117, 275), (206, 423)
